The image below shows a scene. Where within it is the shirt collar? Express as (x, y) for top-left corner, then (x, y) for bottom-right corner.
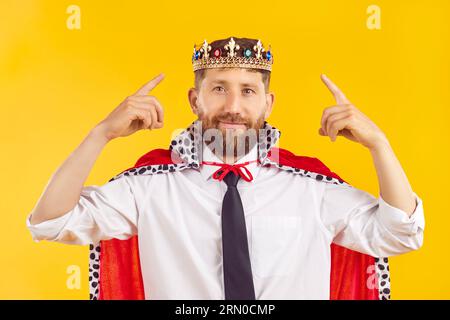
(199, 140), (260, 182)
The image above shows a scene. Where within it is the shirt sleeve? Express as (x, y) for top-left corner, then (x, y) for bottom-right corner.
(26, 176), (139, 245)
(319, 182), (425, 257)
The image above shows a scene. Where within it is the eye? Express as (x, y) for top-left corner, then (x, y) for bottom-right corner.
(243, 88), (255, 95)
(213, 86), (225, 92)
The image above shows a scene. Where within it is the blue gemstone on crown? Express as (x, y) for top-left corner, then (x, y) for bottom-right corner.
(266, 51), (272, 60)
(244, 48), (252, 58)
(194, 50), (200, 60)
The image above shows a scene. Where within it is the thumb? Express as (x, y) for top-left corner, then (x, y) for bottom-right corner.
(318, 127), (326, 136)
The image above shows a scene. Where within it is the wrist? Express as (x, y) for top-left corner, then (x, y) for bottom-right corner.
(367, 132), (391, 151)
(89, 124), (113, 145)
(368, 137), (391, 154)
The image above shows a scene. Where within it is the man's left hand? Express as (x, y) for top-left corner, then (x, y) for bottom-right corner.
(319, 74), (388, 150)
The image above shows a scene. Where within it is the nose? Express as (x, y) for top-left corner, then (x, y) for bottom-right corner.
(223, 90), (242, 114)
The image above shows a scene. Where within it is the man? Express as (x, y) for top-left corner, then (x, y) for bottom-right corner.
(26, 36), (425, 300)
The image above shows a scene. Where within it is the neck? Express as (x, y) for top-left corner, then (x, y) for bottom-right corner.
(203, 135), (259, 164)
(222, 154), (244, 165)
(210, 142), (258, 164)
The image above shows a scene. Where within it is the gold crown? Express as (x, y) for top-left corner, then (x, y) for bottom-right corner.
(192, 37), (273, 72)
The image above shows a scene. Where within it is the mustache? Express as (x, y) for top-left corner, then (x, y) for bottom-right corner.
(214, 114), (249, 125)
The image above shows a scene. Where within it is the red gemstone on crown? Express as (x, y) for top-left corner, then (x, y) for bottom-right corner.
(214, 49), (221, 57)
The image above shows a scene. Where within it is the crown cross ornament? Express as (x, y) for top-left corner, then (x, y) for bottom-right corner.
(253, 40), (265, 59)
(224, 37), (240, 58)
(200, 39), (211, 60)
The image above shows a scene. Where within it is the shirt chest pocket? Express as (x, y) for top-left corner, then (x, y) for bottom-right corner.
(251, 215), (302, 278)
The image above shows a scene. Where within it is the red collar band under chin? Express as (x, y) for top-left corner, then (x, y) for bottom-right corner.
(201, 160), (259, 182)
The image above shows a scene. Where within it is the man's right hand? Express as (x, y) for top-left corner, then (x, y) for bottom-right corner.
(28, 73), (166, 226)
(95, 73), (165, 141)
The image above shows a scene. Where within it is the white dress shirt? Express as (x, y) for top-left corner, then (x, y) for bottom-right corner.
(26, 138), (425, 299)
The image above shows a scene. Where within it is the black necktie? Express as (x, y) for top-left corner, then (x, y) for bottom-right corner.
(221, 171), (256, 300)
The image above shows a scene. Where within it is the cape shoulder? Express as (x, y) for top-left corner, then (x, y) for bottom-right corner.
(269, 147), (346, 183)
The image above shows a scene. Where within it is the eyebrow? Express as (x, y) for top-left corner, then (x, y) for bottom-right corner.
(210, 80), (258, 88)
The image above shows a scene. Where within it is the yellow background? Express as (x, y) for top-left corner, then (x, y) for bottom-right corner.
(1, 0), (448, 299)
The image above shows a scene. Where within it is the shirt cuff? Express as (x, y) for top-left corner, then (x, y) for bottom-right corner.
(376, 192), (425, 236)
(26, 211), (72, 243)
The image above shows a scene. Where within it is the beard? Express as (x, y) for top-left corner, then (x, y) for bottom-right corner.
(198, 110), (266, 161)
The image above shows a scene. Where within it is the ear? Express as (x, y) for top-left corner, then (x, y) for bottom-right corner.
(188, 87), (200, 115)
(264, 91), (275, 120)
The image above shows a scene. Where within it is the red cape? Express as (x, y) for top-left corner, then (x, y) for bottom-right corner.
(95, 147), (380, 300)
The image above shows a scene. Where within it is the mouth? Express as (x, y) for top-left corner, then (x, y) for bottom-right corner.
(218, 121), (247, 130)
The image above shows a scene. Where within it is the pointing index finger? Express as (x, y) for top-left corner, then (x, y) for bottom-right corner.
(134, 73), (165, 96)
(320, 74), (350, 105)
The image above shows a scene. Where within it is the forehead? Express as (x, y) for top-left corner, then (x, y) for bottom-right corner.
(203, 68), (263, 86)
